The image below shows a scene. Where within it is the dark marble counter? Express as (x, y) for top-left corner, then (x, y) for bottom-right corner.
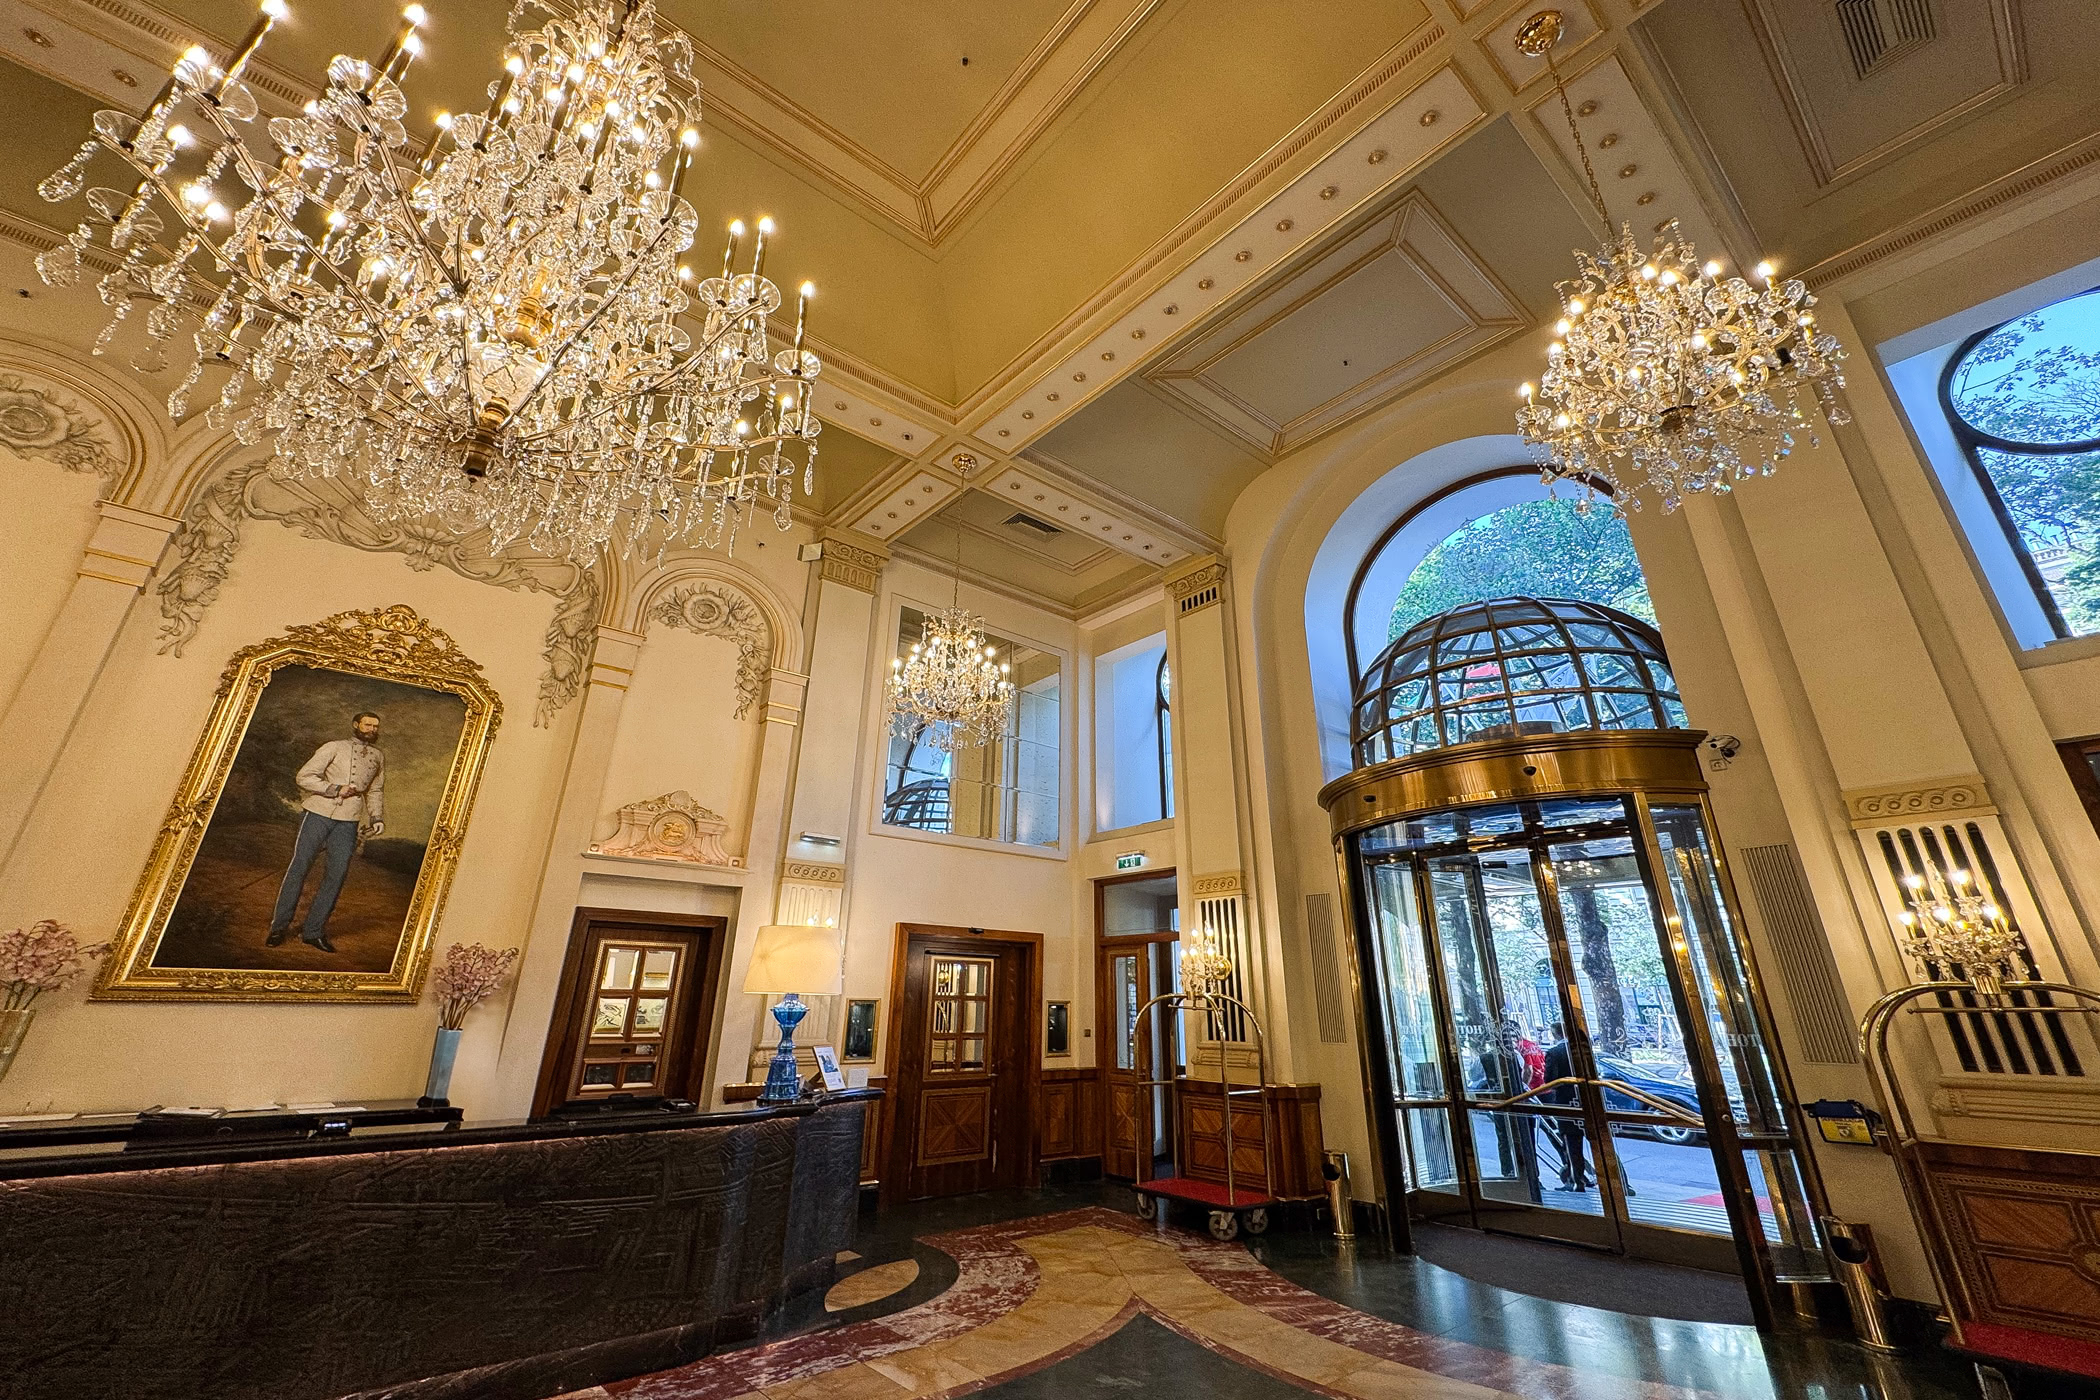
(0, 1091), (879, 1400)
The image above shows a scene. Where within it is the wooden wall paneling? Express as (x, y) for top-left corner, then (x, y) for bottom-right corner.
(1917, 1140), (2100, 1345)
(1040, 1066), (1102, 1162)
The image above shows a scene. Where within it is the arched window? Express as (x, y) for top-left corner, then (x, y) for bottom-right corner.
(1346, 468), (1654, 689)
(1155, 656), (1174, 820)
(1939, 288), (2100, 639)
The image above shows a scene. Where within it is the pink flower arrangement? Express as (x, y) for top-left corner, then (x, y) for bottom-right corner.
(432, 942), (519, 1030)
(0, 920), (110, 1011)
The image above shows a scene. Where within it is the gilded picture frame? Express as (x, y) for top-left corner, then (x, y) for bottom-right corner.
(94, 605), (503, 1003)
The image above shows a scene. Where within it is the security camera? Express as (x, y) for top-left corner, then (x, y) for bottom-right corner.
(1704, 734), (1741, 769)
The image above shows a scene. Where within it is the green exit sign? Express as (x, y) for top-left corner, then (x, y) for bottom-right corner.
(1116, 852), (1146, 871)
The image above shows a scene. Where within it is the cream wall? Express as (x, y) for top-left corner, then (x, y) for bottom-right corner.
(0, 499), (568, 1114)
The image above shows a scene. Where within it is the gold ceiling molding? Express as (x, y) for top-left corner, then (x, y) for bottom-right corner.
(8, 0), (316, 111)
(674, 0), (1165, 246)
(979, 462), (1192, 566)
(947, 510), (1118, 577)
(1842, 775), (1996, 830)
(1142, 190), (1525, 457)
(964, 25), (1460, 434)
(1739, 0), (2024, 189)
(1798, 131), (2100, 291)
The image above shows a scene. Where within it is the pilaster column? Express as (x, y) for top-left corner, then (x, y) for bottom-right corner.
(0, 502), (181, 874)
(489, 625), (644, 1111)
(1163, 553), (1296, 1079)
(732, 530), (889, 1084)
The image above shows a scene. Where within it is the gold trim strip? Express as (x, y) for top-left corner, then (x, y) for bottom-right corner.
(1317, 730), (1709, 840)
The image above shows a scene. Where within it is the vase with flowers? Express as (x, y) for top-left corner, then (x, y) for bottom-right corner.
(422, 942), (519, 1107)
(0, 920), (110, 1085)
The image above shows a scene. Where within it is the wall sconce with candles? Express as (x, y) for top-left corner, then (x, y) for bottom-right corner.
(1894, 865), (2025, 1001)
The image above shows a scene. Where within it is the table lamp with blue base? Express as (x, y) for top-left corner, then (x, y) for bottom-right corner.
(743, 922), (845, 1106)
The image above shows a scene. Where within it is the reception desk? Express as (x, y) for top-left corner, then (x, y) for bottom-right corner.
(0, 1090), (878, 1400)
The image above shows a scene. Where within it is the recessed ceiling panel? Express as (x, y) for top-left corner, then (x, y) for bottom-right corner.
(1741, 0), (2023, 184)
(1143, 191), (1525, 455)
(1204, 251), (1472, 427)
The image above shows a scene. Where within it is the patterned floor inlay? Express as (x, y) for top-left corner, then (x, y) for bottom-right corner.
(826, 1261), (922, 1313)
(577, 1208), (1737, 1400)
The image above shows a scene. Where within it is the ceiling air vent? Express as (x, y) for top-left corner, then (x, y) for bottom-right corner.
(1002, 511), (1064, 537)
(1834, 0), (1935, 81)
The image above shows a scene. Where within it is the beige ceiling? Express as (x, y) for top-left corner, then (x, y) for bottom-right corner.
(2, 0), (2096, 616)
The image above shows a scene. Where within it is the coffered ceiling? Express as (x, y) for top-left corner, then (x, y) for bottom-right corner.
(0, 0), (2094, 616)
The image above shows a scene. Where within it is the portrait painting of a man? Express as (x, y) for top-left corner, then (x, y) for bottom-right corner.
(97, 605), (501, 1002)
(270, 708), (387, 953)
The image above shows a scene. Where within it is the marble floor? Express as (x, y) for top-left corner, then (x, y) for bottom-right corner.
(553, 1183), (1990, 1400)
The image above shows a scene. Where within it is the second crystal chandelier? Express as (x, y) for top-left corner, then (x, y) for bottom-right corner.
(886, 491), (1015, 753)
(37, 0), (824, 561)
(1513, 10), (1847, 514)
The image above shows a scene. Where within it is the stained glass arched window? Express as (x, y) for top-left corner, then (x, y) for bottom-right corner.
(1939, 287), (2100, 639)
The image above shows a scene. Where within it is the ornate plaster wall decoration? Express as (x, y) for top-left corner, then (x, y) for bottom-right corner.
(0, 372), (122, 481)
(648, 582), (772, 719)
(154, 457), (597, 724)
(1843, 775), (1995, 828)
(590, 791), (742, 867)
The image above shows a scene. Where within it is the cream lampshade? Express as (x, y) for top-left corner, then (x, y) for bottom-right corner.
(745, 923), (843, 1105)
(742, 924), (845, 996)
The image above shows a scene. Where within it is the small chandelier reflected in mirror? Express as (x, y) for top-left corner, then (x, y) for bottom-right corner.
(886, 500), (1015, 753)
(886, 606), (1015, 754)
(1511, 9), (1848, 514)
(36, 0), (826, 561)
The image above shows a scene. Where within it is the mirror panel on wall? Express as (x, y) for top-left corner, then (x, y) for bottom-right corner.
(881, 605), (1062, 848)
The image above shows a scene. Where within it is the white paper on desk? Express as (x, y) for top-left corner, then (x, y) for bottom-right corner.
(0, 1112), (79, 1122)
(288, 1102), (336, 1112)
(229, 1103), (284, 1114)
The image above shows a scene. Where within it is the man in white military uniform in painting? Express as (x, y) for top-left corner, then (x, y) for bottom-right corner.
(266, 710), (387, 953)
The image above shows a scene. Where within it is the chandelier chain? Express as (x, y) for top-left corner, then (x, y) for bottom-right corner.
(1543, 46), (1611, 229)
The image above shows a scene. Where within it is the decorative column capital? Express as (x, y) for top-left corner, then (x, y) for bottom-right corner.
(815, 531), (889, 594)
(1842, 775), (1995, 829)
(587, 624), (646, 691)
(1165, 553), (1228, 617)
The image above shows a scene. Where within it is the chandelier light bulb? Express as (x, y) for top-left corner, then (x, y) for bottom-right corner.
(36, 0), (830, 560)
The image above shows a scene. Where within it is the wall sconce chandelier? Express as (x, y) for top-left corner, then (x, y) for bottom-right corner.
(36, 0), (824, 561)
(1896, 865), (2025, 1000)
(1512, 9), (1848, 514)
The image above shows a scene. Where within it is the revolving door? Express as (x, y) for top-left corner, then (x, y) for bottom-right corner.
(1324, 731), (1830, 1325)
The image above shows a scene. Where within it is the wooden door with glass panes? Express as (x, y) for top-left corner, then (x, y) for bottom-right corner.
(572, 938), (686, 1098)
(532, 911), (720, 1116)
(886, 928), (1038, 1202)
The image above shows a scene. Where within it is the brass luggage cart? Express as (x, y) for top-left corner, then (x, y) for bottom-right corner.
(1127, 983), (1282, 1241)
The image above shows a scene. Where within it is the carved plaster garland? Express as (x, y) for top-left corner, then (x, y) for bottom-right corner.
(154, 457), (598, 724)
(647, 582), (772, 719)
(0, 372), (122, 480)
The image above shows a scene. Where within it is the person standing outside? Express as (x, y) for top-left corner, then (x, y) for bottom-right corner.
(267, 711), (386, 953)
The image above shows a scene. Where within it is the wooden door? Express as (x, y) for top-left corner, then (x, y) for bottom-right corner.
(1101, 941), (1180, 1178)
(884, 927), (1039, 1202)
(532, 910), (722, 1116)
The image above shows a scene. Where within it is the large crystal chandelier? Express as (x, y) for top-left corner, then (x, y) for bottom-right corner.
(35, 0), (823, 560)
(886, 518), (1015, 753)
(1511, 10), (1847, 514)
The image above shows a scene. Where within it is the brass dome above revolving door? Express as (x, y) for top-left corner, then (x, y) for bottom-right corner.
(1321, 728), (1834, 1330)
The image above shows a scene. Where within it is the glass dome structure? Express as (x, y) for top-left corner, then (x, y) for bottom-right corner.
(1350, 597), (1685, 767)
